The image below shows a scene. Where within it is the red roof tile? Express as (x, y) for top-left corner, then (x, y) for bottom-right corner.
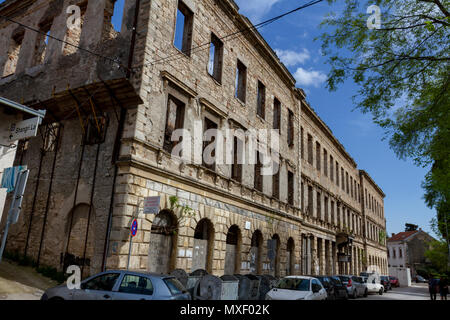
(387, 231), (418, 242)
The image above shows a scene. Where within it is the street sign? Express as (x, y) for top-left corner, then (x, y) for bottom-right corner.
(131, 219), (138, 237)
(8, 117), (42, 142)
(143, 196), (161, 214)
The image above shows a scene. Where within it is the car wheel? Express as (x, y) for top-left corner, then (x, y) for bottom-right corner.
(352, 290), (358, 299)
(379, 288), (383, 295)
(363, 289), (368, 298)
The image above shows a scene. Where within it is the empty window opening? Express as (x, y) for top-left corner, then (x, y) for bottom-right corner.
(301, 182), (304, 211)
(174, 1), (194, 55)
(257, 81), (266, 119)
(307, 186), (313, 215)
(323, 149), (328, 177)
(272, 161), (280, 200)
(231, 136), (243, 182)
(330, 156), (334, 182)
(3, 30), (24, 77)
(164, 95), (185, 153)
(103, 0), (123, 40)
(288, 170), (294, 205)
(33, 19), (54, 66)
(202, 117), (218, 171)
(235, 59), (247, 103)
(63, 1), (88, 55)
(316, 142), (321, 171)
(273, 98), (281, 130)
(84, 113), (109, 145)
(288, 109), (294, 147)
(300, 127), (304, 159)
(307, 134), (313, 165)
(317, 191), (321, 219)
(208, 33), (223, 83)
(254, 151), (263, 192)
(324, 197), (329, 222)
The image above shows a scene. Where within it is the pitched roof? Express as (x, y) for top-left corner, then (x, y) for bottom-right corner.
(387, 231), (419, 242)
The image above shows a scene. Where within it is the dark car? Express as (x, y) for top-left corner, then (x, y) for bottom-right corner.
(415, 275), (427, 283)
(389, 276), (400, 288)
(308, 276), (340, 300)
(380, 276), (392, 291)
(329, 276), (349, 300)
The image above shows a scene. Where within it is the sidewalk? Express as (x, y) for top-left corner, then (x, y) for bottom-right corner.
(0, 259), (58, 300)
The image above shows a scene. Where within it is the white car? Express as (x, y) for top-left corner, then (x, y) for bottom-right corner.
(265, 276), (327, 300)
(361, 276), (384, 295)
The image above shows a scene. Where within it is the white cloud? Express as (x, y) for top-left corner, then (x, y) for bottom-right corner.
(235, 0), (283, 22)
(275, 49), (310, 67)
(293, 67), (327, 88)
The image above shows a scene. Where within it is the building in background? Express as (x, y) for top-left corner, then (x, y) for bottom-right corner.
(387, 224), (435, 278)
(0, 0), (387, 278)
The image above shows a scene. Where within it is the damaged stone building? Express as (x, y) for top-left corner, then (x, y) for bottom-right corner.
(0, 0), (387, 278)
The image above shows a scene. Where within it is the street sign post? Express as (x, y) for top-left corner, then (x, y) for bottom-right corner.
(8, 117), (42, 142)
(0, 168), (29, 263)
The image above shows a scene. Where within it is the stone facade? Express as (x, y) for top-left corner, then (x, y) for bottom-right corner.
(0, 0), (387, 278)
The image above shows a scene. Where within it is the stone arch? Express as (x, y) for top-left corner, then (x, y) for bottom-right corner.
(250, 229), (263, 274)
(63, 203), (95, 277)
(148, 209), (178, 274)
(224, 225), (242, 275)
(286, 237), (295, 275)
(193, 218), (215, 273)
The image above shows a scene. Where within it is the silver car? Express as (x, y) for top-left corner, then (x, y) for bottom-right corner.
(41, 270), (191, 300)
(265, 276), (328, 300)
(335, 275), (366, 299)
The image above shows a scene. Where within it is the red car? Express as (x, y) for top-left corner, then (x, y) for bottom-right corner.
(389, 276), (400, 287)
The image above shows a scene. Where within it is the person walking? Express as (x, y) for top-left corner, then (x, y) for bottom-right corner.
(428, 277), (438, 300)
(439, 277), (448, 300)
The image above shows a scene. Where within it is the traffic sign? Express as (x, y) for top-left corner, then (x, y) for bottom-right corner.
(8, 117), (42, 142)
(131, 219), (138, 237)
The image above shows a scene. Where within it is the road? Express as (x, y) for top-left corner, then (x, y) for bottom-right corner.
(365, 283), (431, 300)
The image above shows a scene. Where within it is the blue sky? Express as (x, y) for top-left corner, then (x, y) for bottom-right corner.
(0, 0), (437, 237)
(234, 0), (437, 237)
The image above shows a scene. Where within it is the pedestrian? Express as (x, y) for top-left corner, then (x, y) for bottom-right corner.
(428, 276), (438, 300)
(439, 277), (448, 300)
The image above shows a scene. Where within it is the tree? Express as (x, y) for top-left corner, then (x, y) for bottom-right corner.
(318, 0), (449, 237)
(425, 239), (449, 273)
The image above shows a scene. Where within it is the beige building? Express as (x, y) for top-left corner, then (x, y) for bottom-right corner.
(0, 0), (387, 278)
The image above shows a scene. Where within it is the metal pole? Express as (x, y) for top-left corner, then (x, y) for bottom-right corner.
(0, 220), (11, 263)
(127, 235), (133, 270)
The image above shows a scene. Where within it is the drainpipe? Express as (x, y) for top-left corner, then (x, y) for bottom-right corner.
(101, 0), (141, 271)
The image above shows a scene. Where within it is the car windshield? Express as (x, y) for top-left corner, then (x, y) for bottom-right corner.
(381, 276), (388, 281)
(164, 278), (186, 295)
(389, 277), (396, 280)
(276, 278), (310, 291)
(330, 277), (342, 285)
(338, 276), (350, 282)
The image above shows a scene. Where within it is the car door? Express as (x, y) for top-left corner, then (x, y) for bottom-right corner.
(112, 274), (155, 300)
(73, 272), (121, 300)
(311, 279), (325, 300)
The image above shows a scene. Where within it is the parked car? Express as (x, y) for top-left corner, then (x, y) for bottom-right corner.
(41, 270), (191, 300)
(265, 276), (327, 300)
(308, 276), (339, 300)
(414, 275), (427, 283)
(389, 276), (400, 288)
(380, 275), (392, 291)
(329, 276), (349, 300)
(335, 275), (366, 299)
(361, 276), (384, 295)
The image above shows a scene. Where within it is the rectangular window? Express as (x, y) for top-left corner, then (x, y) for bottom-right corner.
(341, 168), (345, 191)
(324, 196), (329, 222)
(336, 162), (339, 186)
(288, 171), (294, 206)
(235, 60), (247, 103)
(350, 177), (353, 198)
(33, 19), (54, 66)
(330, 156), (334, 182)
(317, 191), (321, 219)
(254, 151), (263, 192)
(164, 95), (185, 153)
(307, 134), (313, 165)
(174, 1), (194, 55)
(308, 186), (313, 215)
(272, 161), (280, 200)
(323, 149), (328, 177)
(202, 117), (218, 171)
(301, 182), (304, 211)
(208, 33), (223, 83)
(231, 136), (243, 182)
(256, 81), (266, 119)
(273, 98), (281, 130)
(3, 31), (24, 77)
(331, 201), (335, 225)
(288, 109), (294, 147)
(316, 142), (321, 171)
(346, 172), (349, 194)
(300, 127), (304, 160)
